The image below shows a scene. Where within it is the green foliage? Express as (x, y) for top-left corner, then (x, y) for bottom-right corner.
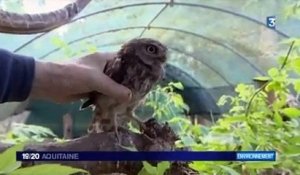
(137, 40), (300, 175)
(137, 82), (193, 138)
(0, 143), (24, 174)
(144, 82), (189, 121)
(50, 36), (99, 60)
(281, 107), (300, 118)
(283, 0), (300, 19)
(3, 123), (58, 144)
(143, 82), (206, 146)
(138, 161), (170, 175)
(51, 37), (76, 59)
(189, 41), (300, 174)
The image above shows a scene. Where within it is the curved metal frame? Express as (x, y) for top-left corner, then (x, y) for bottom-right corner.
(63, 41), (224, 104)
(138, 3), (168, 38)
(169, 47), (234, 88)
(38, 26), (265, 75)
(165, 64), (203, 88)
(13, 2), (289, 53)
(79, 41), (234, 87)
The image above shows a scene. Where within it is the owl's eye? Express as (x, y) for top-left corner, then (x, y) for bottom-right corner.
(146, 45), (158, 54)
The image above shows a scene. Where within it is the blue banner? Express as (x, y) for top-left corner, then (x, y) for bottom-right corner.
(16, 151), (276, 161)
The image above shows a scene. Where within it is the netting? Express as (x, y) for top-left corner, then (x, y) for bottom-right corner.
(0, 0), (299, 111)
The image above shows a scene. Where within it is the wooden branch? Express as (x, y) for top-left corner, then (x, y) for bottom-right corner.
(0, 119), (198, 175)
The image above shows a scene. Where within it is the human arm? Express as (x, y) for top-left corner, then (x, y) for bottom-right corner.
(0, 49), (131, 103)
(0, 49), (35, 102)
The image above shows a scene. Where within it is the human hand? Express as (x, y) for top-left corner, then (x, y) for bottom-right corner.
(31, 52), (132, 103)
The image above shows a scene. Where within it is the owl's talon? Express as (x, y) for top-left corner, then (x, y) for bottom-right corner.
(114, 126), (122, 145)
(113, 114), (122, 144)
(88, 121), (103, 133)
(144, 134), (155, 144)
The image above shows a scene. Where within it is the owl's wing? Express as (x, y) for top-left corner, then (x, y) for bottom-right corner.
(104, 57), (125, 84)
(80, 57), (123, 110)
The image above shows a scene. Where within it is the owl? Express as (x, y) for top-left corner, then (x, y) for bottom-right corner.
(81, 38), (168, 141)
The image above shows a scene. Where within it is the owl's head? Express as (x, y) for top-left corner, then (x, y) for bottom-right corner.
(120, 38), (168, 66)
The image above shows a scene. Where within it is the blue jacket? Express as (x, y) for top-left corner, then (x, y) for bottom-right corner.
(0, 49), (35, 103)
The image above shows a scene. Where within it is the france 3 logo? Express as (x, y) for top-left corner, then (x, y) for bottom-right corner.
(266, 16), (276, 29)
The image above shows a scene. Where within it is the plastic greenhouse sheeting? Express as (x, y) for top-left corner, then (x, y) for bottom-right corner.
(0, 0), (299, 114)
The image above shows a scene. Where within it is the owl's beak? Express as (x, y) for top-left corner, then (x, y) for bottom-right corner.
(160, 55), (167, 63)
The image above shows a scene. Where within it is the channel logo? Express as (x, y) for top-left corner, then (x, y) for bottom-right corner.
(266, 16), (276, 29)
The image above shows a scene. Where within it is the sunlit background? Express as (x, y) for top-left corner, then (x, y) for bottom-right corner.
(0, 0), (299, 136)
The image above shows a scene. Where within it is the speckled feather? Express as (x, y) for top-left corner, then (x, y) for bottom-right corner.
(81, 38), (167, 133)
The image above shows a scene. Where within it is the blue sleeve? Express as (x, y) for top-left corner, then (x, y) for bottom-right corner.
(0, 49), (35, 103)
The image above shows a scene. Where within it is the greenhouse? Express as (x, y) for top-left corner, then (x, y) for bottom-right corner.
(0, 0), (299, 175)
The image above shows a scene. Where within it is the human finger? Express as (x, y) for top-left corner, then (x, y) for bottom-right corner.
(94, 73), (132, 102)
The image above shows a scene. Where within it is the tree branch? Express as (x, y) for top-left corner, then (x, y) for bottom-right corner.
(0, 119), (197, 175)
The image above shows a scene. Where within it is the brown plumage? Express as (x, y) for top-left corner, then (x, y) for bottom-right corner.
(81, 38), (168, 139)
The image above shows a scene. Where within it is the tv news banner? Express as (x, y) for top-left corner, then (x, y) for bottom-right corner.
(17, 151), (276, 161)
(17, 16), (277, 162)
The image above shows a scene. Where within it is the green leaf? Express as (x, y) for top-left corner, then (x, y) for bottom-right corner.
(168, 117), (191, 125)
(244, 162), (276, 169)
(292, 59), (300, 74)
(266, 81), (281, 91)
(218, 165), (240, 175)
(217, 95), (232, 106)
(293, 79), (300, 93)
(289, 136), (300, 144)
(273, 111), (283, 127)
(281, 107), (300, 118)
(283, 145), (300, 154)
(170, 82), (184, 90)
(229, 106), (245, 113)
(137, 168), (151, 175)
(86, 44), (98, 53)
(10, 164), (89, 175)
(284, 153), (300, 158)
(51, 37), (66, 47)
(128, 122), (141, 134)
(171, 94), (185, 108)
(253, 76), (270, 82)
(181, 135), (197, 147)
(142, 161), (157, 174)
(235, 84), (248, 94)
(12, 123), (57, 138)
(268, 68), (279, 78)
(157, 161), (170, 175)
(0, 143), (24, 174)
(223, 115), (246, 123)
